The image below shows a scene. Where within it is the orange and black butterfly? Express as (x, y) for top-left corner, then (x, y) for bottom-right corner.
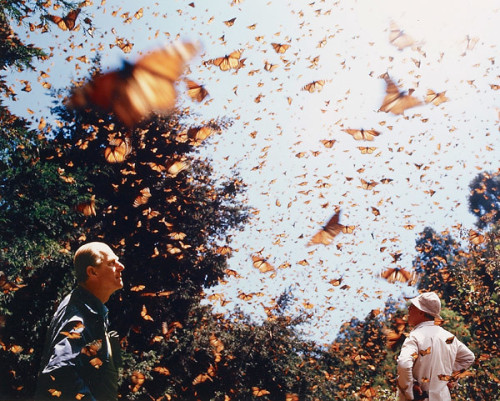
(388, 22), (414, 50)
(251, 254), (275, 273)
(302, 80), (325, 93)
(271, 42), (291, 54)
(0, 272), (26, 294)
(104, 136), (131, 163)
(425, 89), (448, 106)
(308, 210), (350, 246)
(187, 126), (213, 145)
(381, 267), (415, 284)
(379, 73), (421, 115)
(252, 387), (270, 397)
(209, 50), (244, 71)
(383, 327), (405, 350)
(358, 146), (377, 154)
(70, 42), (198, 127)
(131, 371), (146, 392)
(46, 8), (81, 31)
(75, 195), (96, 216)
(133, 187), (152, 207)
(342, 129), (380, 141)
(81, 339), (102, 357)
(185, 79), (209, 102)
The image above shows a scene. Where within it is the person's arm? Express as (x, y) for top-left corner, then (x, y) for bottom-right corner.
(397, 336), (418, 400)
(453, 339), (475, 372)
(36, 319), (96, 401)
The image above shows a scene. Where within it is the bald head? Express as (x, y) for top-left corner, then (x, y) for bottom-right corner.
(74, 242), (114, 283)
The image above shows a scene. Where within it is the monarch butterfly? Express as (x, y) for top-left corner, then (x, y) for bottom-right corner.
(185, 79), (209, 102)
(166, 159), (188, 177)
(104, 136), (131, 163)
(462, 35), (479, 55)
(153, 366), (171, 376)
(468, 230), (485, 245)
(302, 80), (325, 93)
(342, 129), (380, 141)
(252, 387), (270, 397)
(329, 277), (343, 286)
(358, 146), (377, 154)
(320, 139), (336, 148)
(75, 195), (96, 216)
(342, 225), (355, 234)
(264, 61), (278, 72)
(141, 305), (154, 321)
(446, 336), (455, 344)
(70, 41), (198, 127)
(271, 42), (291, 54)
(131, 371), (146, 392)
(192, 373), (213, 385)
(223, 17), (236, 26)
(81, 339), (102, 357)
(388, 22), (414, 50)
(89, 357), (103, 369)
(60, 330), (82, 340)
(187, 126), (213, 145)
(46, 8), (81, 31)
(425, 89), (448, 106)
(238, 292), (254, 301)
(419, 346), (431, 356)
(251, 255), (275, 273)
(0, 272), (26, 294)
(383, 327), (405, 349)
(168, 231), (187, 240)
(210, 50), (243, 71)
(48, 389), (62, 398)
(308, 210), (348, 246)
(359, 178), (378, 190)
(381, 267), (414, 284)
(133, 187), (152, 207)
(379, 73), (421, 115)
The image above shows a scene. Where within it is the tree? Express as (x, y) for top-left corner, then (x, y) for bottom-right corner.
(413, 227), (464, 300)
(468, 170), (500, 228)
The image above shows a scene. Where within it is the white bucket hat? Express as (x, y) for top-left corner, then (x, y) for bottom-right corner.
(410, 292), (442, 320)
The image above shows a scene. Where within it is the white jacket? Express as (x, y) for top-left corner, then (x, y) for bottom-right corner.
(397, 321), (475, 401)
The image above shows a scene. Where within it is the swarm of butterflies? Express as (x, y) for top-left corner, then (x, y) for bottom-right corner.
(56, 5), (432, 290)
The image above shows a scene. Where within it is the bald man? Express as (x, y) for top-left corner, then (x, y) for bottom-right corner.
(36, 242), (125, 401)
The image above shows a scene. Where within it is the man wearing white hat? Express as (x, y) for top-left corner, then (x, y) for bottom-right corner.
(397, 292), (475, 401)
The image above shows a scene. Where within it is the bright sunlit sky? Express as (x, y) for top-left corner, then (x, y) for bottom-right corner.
(6, 0), (499, 343)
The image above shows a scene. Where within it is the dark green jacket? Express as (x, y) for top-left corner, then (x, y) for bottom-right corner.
(35, 286), (122, 401)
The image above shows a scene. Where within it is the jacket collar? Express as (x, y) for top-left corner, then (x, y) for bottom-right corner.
(413, 320), (436, 330)
(73, 285), (109, 321)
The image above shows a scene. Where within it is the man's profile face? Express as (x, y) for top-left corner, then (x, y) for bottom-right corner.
(93, 246), (125, 294)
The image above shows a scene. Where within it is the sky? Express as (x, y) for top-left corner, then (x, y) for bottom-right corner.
(5, 0), (499, 343)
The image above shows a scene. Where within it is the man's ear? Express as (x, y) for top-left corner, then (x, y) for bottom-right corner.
(86, 265), (98, 279)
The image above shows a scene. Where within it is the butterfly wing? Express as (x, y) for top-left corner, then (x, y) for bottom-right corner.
(71, 42), (197, 127)
(380, 75), (421, 114)
(425, 89), (448, 106)
(308, 212), (343, 246)
(186, 79), (209, 102)
(47, 8), (81, 31)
